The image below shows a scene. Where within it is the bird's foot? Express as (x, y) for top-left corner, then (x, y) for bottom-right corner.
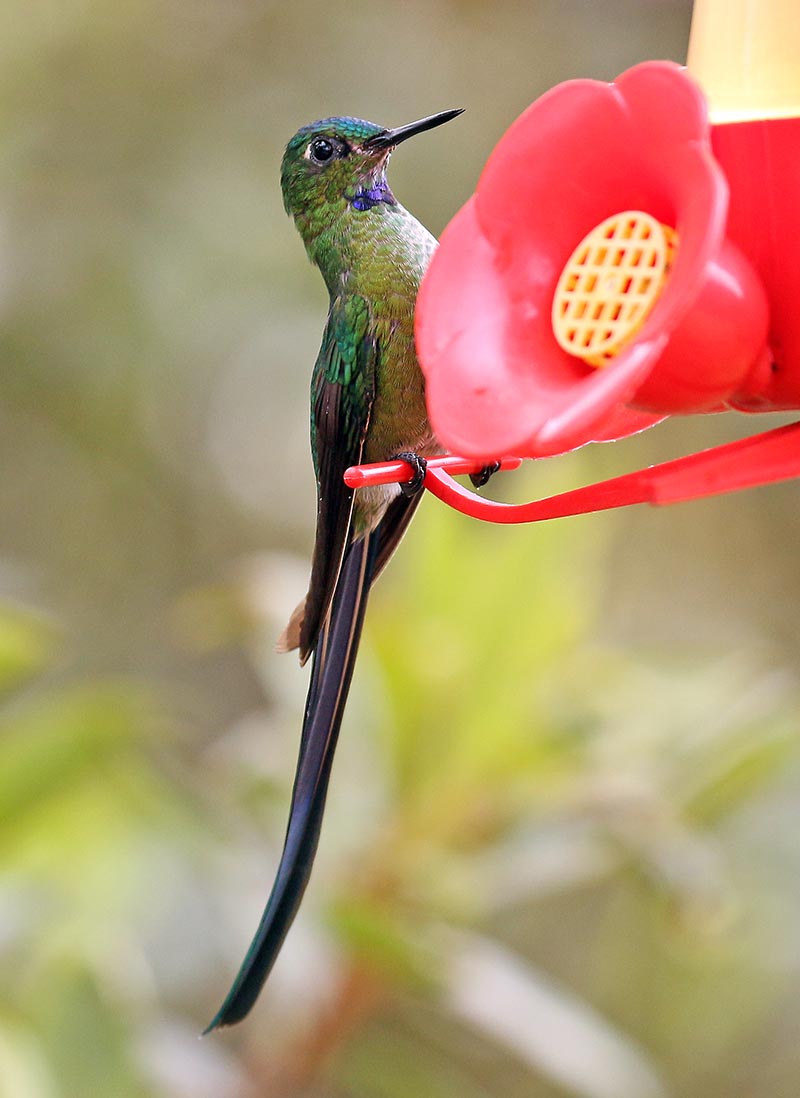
(469, 461), (501, 489)
(392, 451), (428, 497)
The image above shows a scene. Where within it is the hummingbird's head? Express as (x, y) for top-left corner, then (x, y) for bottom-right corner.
(280, 110), (463, 238)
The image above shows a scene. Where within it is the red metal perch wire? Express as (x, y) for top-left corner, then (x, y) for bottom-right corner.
(344, 421), (800, 524)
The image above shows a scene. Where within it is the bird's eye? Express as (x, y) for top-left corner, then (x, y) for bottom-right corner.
(309, 138), (335, 164)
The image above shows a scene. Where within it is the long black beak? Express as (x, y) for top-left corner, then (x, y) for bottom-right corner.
(363, 108), (464, 150)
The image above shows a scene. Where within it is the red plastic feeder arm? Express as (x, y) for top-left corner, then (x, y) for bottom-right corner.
(344, 421), (800, 524)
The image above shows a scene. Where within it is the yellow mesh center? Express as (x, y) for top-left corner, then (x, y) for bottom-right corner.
(551, 211), (678, 367)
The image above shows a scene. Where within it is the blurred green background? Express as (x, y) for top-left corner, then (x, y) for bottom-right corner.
(2, 2), (800, 1096)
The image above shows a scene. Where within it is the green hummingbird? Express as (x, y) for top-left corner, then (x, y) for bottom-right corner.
(206, 108), (463, 1031)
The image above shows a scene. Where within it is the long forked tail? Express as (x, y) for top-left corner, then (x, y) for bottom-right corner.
(205, 532), (378, 1032)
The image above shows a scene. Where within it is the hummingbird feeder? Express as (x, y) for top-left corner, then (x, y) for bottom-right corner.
(346, 0), (800, 523)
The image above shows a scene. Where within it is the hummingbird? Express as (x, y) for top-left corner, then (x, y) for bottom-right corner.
(206, 107), (463, 1031)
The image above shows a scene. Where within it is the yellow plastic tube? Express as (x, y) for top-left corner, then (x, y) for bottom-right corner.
(687, 0), (800, 122)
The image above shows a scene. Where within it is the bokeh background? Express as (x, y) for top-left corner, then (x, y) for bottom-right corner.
(3, 2), (800, 1096)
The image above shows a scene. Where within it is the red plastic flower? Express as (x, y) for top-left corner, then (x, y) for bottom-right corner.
(416, 62), (769, 460)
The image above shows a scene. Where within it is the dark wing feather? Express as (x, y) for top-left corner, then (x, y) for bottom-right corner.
(299, 294), (377, 661)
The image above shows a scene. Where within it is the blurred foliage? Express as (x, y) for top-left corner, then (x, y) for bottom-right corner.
(2, 2), (800, 1097)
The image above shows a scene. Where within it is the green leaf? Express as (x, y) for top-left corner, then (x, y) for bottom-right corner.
(0, 683), (156, 830)
(0, 605), (56, 696)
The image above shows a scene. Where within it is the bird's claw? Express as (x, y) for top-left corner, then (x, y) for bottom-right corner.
(469, 461), (502, 489)
(392, 451), (428, 497)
